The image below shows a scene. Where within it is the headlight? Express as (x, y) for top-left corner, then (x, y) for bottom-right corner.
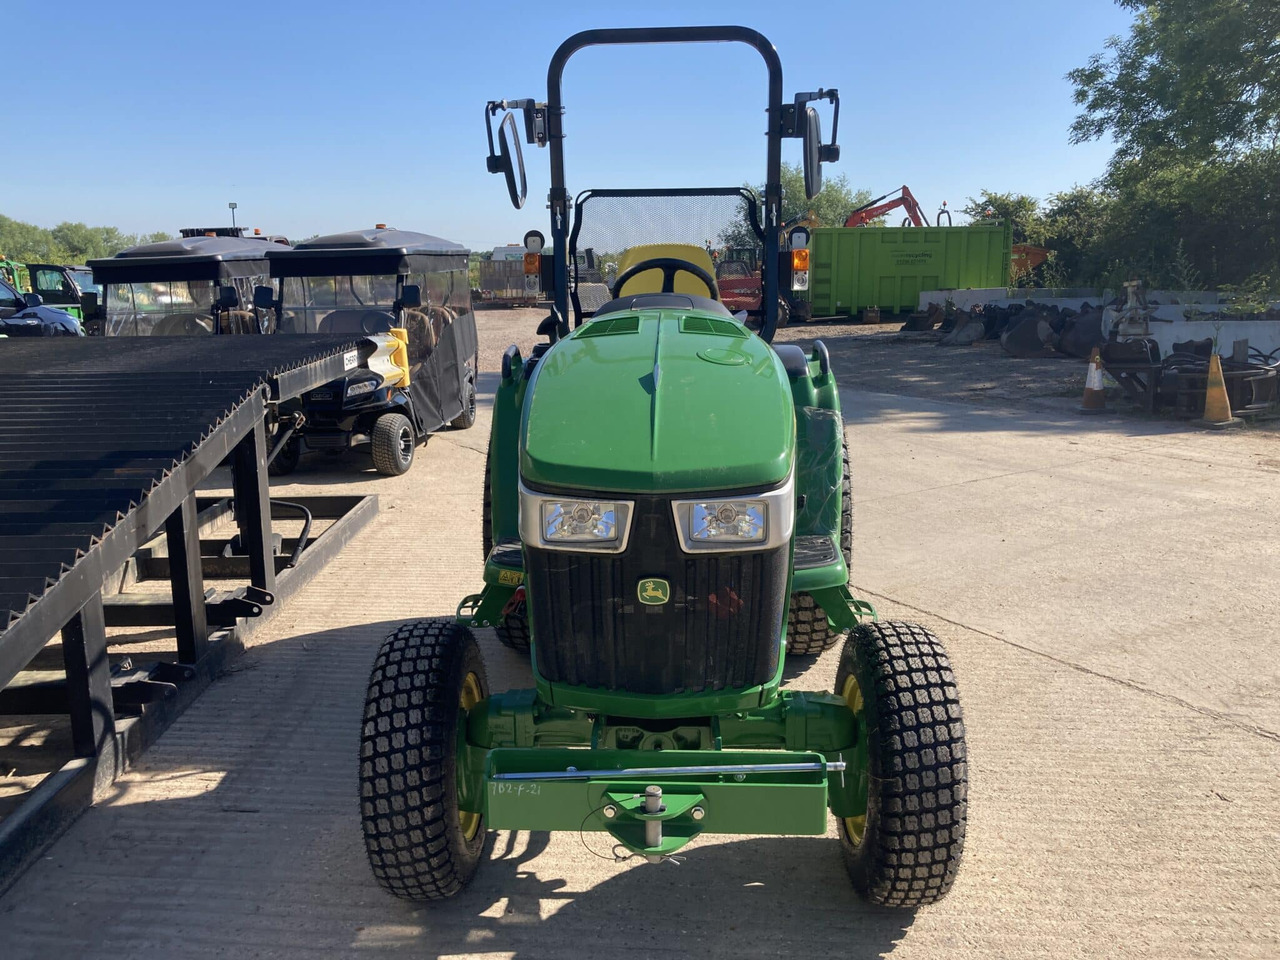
(689, 500), (767, 542)
(346, 379), (378, 398)
(672, 472), (794, 553)
(542, 500), (620, 543)
(519, 482), (634, 553)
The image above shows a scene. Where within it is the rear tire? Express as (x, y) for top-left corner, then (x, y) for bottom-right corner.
(359, 618), (488, 901)
(835, 621), (967, 907)
(451, 377), (477, 430)
(787, 438), (852, 655)
(372, 412), (415, 476)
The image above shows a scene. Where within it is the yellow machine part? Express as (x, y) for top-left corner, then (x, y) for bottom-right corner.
(615, 243), (719, 299)
(366, 330), (411, 388)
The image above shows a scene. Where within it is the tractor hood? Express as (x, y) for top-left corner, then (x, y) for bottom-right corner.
(520, 309), (794, 493)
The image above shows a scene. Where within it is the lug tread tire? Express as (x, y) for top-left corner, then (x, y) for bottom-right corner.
(359, 618), (488, 901)
(836, 621), (967, 907)
(372, 412), (415, 476)
(787, 437), (853, 655)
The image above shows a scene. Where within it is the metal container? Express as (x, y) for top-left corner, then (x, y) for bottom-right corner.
(477, 257), (538, 305)
(809, 221), (1012, 316)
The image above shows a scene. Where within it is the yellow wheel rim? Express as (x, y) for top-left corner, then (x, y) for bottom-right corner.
(840, 674), (867, 846)
(458, 671), (483, 841)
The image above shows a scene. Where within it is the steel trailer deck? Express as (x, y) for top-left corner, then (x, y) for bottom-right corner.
(0, 336), (380, 888)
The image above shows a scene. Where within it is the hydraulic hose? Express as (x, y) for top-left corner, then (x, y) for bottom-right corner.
(270, 500), (313, 569)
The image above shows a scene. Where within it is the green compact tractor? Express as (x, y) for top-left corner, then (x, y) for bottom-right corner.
(359, 26), (967, 908)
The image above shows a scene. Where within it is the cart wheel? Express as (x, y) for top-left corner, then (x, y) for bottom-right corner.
(267, 435), (301, 476)
(451, 378), (477, 430)
(835, 621), (967, 907)
(776, 295), (791, 330)
(371, 412), (415, 476)
(787, 437), (852, 655)
(359, 618), (489, 901)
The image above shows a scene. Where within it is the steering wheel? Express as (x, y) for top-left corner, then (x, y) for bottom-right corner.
(609, 257), (719, 301)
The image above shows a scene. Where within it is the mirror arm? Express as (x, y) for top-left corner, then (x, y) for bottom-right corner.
(786, 88), (841, 160)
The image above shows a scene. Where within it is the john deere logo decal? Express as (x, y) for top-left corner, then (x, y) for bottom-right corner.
(638, 578), (670, 605)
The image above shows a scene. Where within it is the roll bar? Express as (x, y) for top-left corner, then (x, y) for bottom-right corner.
(486, 26), (840, 343)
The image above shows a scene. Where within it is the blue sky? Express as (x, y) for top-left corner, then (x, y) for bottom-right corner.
(9, 0), (1133, 251)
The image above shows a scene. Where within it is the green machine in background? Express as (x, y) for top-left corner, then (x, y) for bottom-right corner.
(358, 26), (967, 908)
(808, 219), (1013, 317)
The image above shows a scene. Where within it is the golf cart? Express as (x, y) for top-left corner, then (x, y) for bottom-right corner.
(359, 26), (966, 907)
(87, 233), (280, 337)
(260, 228), (479, 476)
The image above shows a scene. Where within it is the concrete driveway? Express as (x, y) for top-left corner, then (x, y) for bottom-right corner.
(2, 313), (1276, 959)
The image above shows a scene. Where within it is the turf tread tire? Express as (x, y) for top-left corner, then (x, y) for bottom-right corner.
(267, 435), (300, 476)
(359, 618), (488, 901)
(836, 620), (967, 907)
(372, 412), (415, 476)
(451, 373), (477, 430)
(787, 437), (853, 655)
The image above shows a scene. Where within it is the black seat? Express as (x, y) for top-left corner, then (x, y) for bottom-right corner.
(592, 293), (733, 318)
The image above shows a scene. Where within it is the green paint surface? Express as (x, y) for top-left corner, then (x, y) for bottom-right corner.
(520, 309), (794, 493)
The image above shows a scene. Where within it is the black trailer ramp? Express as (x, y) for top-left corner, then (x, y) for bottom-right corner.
(0, 336), (379, 889)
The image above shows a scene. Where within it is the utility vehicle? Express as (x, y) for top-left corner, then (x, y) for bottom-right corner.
(260, 228), (479, 476)
(359, 26), (967, 907)
(0, 273), (82, 335)
(87, 232), (280, 336)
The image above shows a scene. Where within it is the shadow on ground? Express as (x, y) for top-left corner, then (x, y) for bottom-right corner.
(1, 619), (909, 960)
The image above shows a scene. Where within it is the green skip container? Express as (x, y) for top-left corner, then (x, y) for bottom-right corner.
(808, 221), (1012, 316)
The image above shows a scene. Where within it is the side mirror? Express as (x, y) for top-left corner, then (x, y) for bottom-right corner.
(400, 284), (423, 309)
(253, 285), (276, 309)
(22, 292), (42, 308)
(492, 112), (527, 210)
(217, 285), (240, 309)
(802, 107), (823, 200)
(80, 291), (100, 319)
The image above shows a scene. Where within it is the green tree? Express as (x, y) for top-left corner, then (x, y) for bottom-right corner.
(1069, 1), (1280, 165)
(959, 191), (1045, 245)
(719, 162), (872, 249)
(0, 215), (171, 265)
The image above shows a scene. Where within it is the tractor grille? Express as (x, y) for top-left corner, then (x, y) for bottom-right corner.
(525, 495), (786, 695)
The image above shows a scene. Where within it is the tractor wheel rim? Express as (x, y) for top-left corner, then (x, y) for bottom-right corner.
(458, 671), (483, 841)
(840, 674), (867, 846)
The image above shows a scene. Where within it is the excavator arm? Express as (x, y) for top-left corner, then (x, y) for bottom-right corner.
(844, 185), (929, 228)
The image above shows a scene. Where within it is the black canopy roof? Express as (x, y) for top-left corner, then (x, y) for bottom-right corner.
(89, 235), (284, 284)
(267, 227), (469, 278)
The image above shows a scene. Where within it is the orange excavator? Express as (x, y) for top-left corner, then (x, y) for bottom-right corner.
(845, 185), (950, 228)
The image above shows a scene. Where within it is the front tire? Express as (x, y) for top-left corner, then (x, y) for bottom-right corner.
(371, 412), (415, 476)
(267, 435), (301, 476)
(359, 618), (489, 901)
(787, 438), (853, 655)
(835, 621), (967, 907)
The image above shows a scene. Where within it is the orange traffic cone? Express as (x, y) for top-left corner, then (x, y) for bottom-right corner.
(1195, 354), (1243, 429)
(1079, 348), (1107, 414)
